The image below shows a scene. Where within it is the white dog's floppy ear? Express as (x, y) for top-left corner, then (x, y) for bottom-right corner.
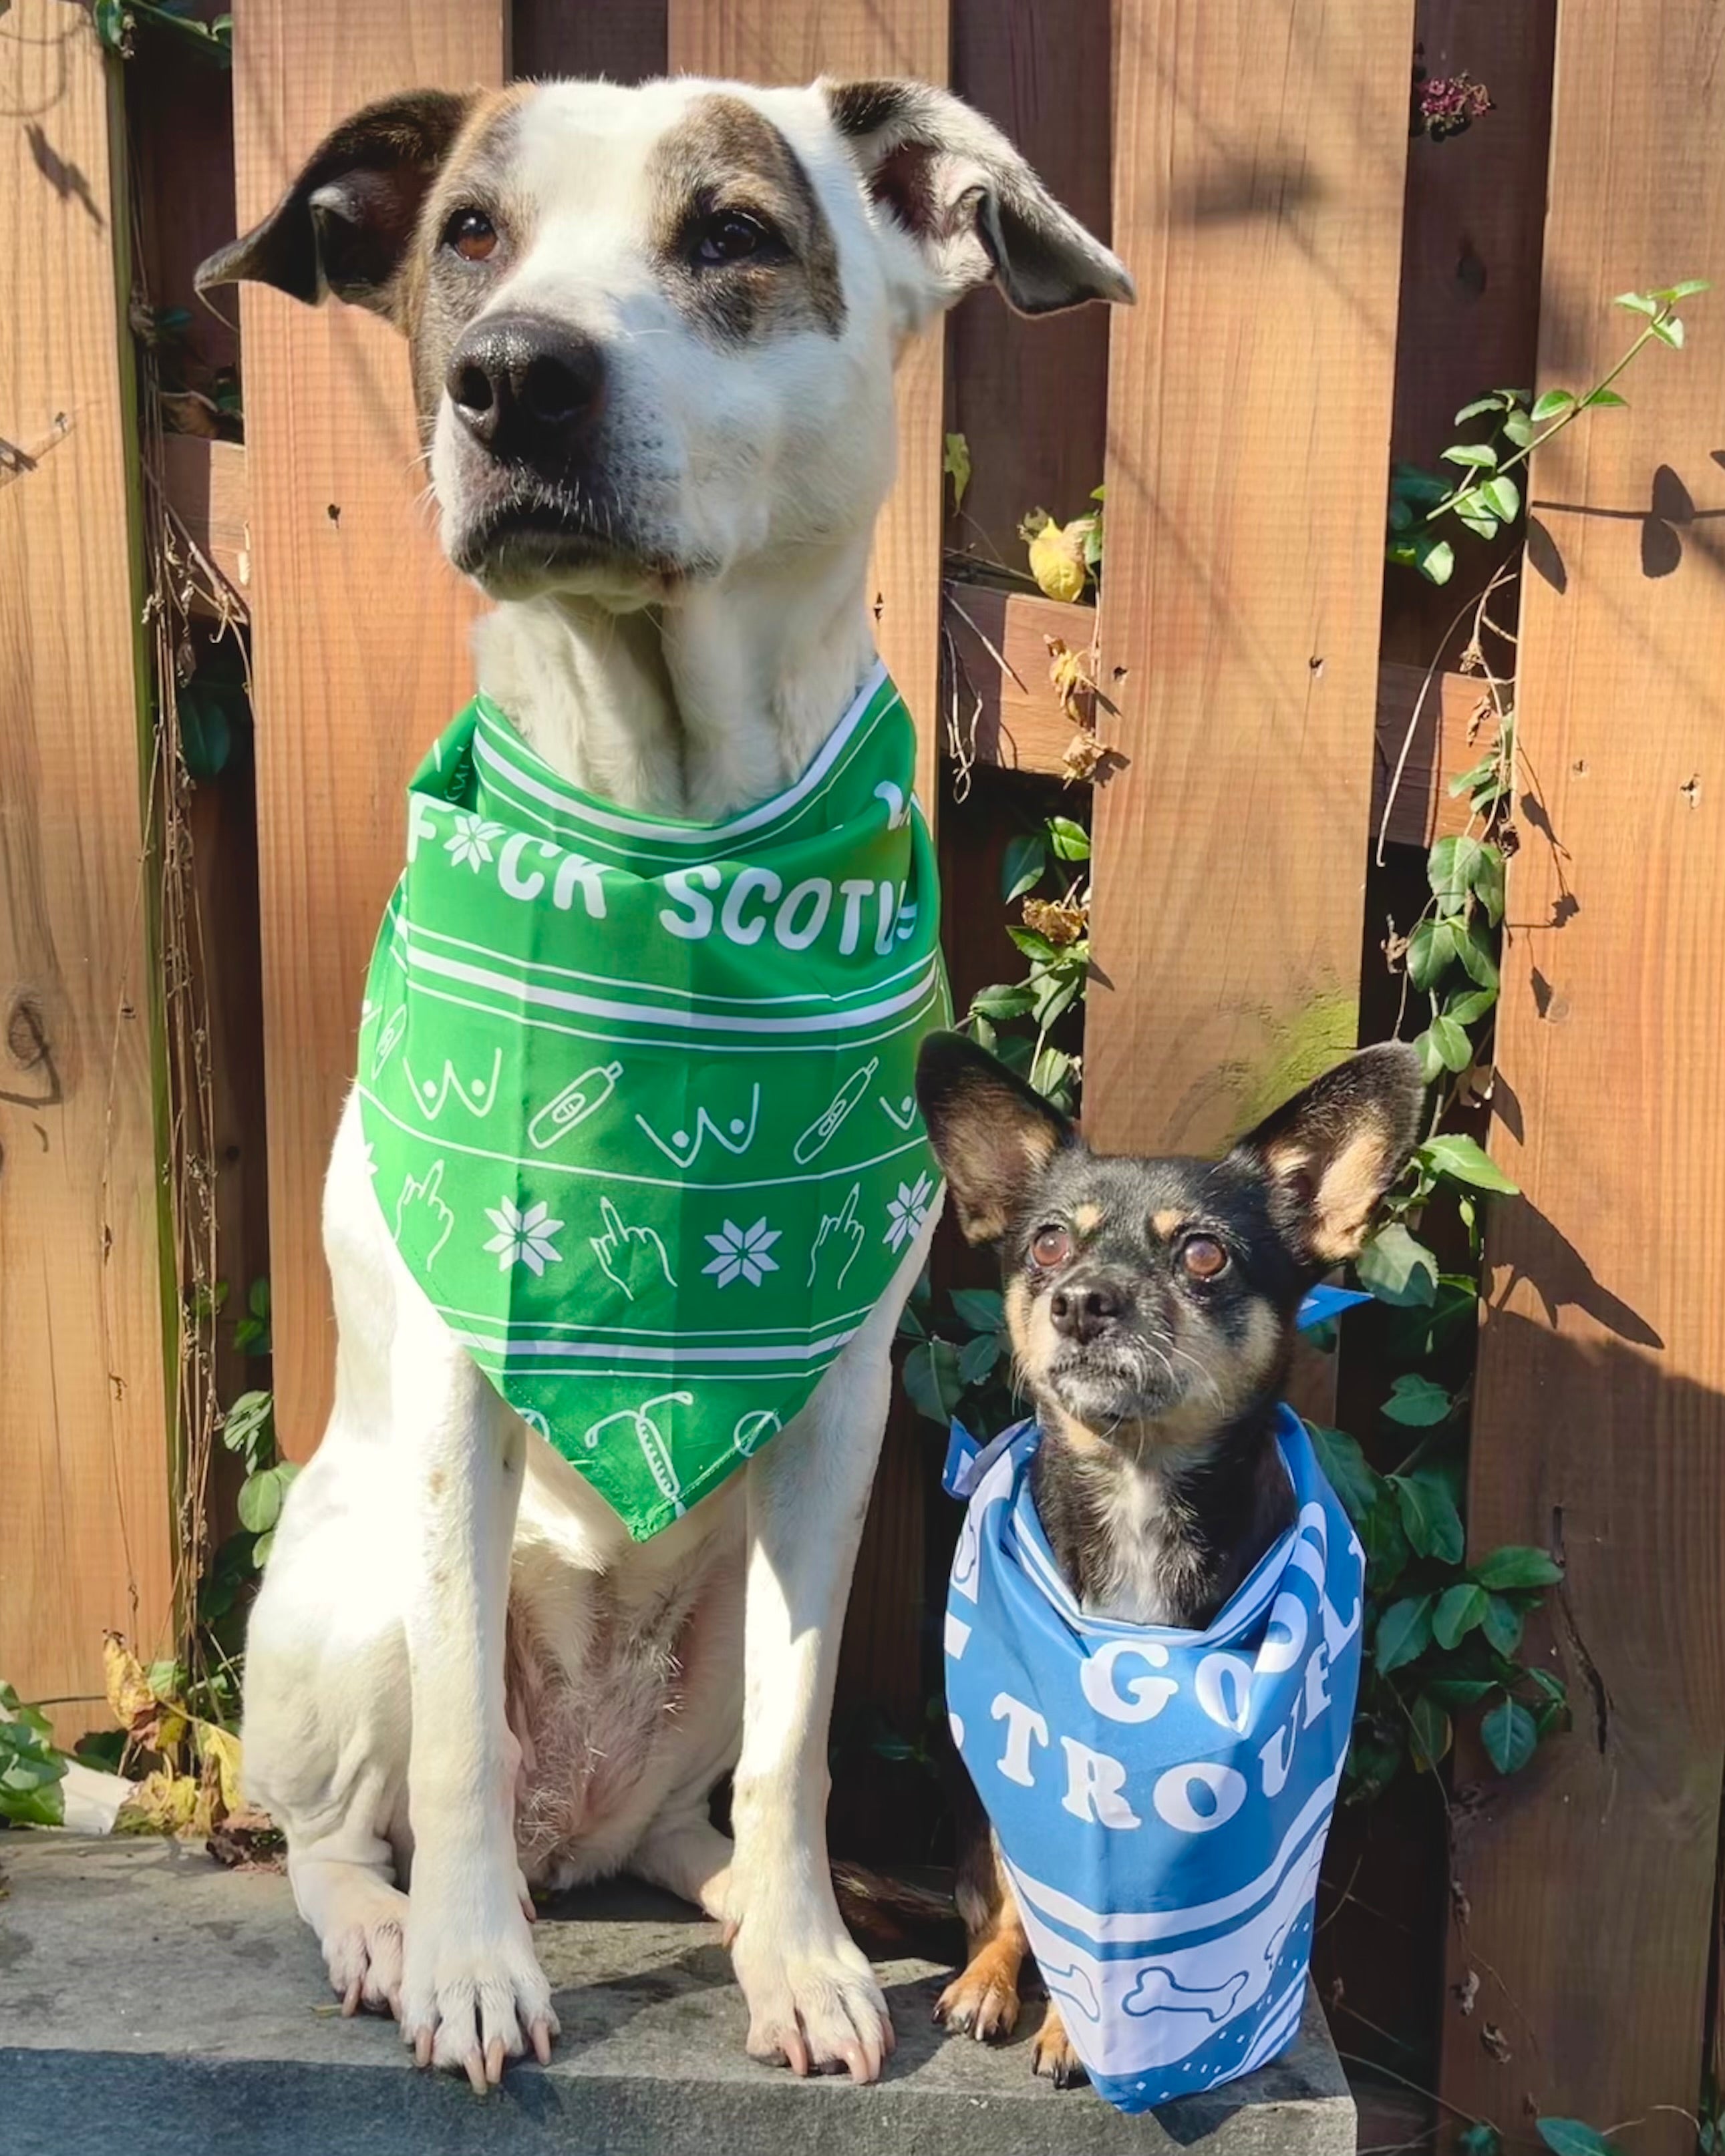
(195, 89), (478, 321)
(822, 79), (1136, 330)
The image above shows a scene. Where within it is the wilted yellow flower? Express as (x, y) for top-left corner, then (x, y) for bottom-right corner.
(1029, 518), (1090, 604)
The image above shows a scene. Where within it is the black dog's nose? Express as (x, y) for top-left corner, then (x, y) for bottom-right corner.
(1049, 1278), (1125, 1344)
(446, 314), (607, 462)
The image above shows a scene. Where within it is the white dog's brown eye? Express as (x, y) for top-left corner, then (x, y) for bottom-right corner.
(444, 208), (498, 262)
(1031, 1225), (1072, 1269)
(694, 211), (772, 266)
(1180, 1235), (1229, 1280)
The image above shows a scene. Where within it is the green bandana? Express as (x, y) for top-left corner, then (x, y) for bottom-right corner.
(357, 662), (949, 1540)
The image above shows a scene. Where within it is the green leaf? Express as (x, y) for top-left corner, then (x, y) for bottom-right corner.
(1032, 966), (1084, 1031)
(1454, 916), (1500, 989)
(221, 1389), (276, 1469)
(1479, 475), (1521, 522)
(1007, 926), (1057, 965)
(903, 1338), (963, 1426)
(1002, 832), (1050, 902)
(1442, 442), (1499, 470)
(1452, 396), (1505, 423)
(1407, 1692), (1452, 1771)
(1306, 1423), (1382, 1525)
(1655, 278), (1711, 301)
(969, 982), (1036, 1023)
(1428, 835), (1486, 913)
(1444, 985), (1497, 1026)
(1501, 411), (1535, 450)
(942, 431), (971, 512)
(1537, 2121), (1622, 2156)
(1473, 1545), (1563, 1590)
(1433, 1582), (1490, 1648)
(1392, 1468), (1465, 1561)
(1419, 1133), (1519, 1194)
(1451, 490), (1501, 542)
(237, 1465), (287, 1534)
(957, 1331), (1001, 1386)
(1481, 1693), (1539, 1775)
(1650, 313), (1686, 348)
(1387, 531), (1455, 584)
(1356, 1222), (1439, 1308)
(1376, 1594), (1434, 1675)
(1480, 1594), (1525, 1656)
(1360, 1493), (1410, 1590)
(1406, 918), (1456, 992)
(949, 1288), (1003, 1334)
(95, 0), (127, 47)
(1419, 1016), (1472, 1075)
(251, 1528), (275, 1569)
(1582, 387), (1627, 408)
(1613, 291), (1660, 317)
(1046, 816), (1090, 862)
(1470, 843), (1506, 926)
(1422, 1675), (1499, 1709)
(1460, 2125), (1504, 2156)
(1030, 1045), (1075, 1107)
(1531, 388), (1576, 423)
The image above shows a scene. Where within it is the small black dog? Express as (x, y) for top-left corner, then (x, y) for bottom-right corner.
(913, 1030), (1423, 2083)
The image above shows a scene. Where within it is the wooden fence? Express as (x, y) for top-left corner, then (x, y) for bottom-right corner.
(3, 0), (1723, 2141)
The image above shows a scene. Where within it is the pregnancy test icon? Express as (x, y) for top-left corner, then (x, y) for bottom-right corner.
(528, 1061), (623, 1151)
(792, 1057), (880, 1165)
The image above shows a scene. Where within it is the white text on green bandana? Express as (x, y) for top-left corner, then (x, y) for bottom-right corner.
(359, 663), (949, 1540)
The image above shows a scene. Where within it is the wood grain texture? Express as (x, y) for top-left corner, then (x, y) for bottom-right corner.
(232, 0), (506, 1459)
(1084, 0), (1416, 1157)
(1440, 7), (1725, 2141)
(668, 0), (948, 814)
(947, 0), (1114, 572)
(667, 0), (948, 1757)
(0, 3), (174, 1726)
(947, 586), (1479, 850)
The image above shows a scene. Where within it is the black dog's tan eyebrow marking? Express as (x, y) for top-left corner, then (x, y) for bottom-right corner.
(647, 94), (846, 343)
(1072, 1202), (1105, 1234)
(1151, 1208), (1183, 1239)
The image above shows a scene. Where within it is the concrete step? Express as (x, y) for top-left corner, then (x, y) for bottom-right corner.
(0, 1835), (1356, 2154)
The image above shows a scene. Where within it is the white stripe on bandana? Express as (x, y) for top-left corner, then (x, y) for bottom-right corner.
(943, 1400), (1365, 2113)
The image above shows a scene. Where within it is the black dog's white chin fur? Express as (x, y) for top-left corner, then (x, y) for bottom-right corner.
(1045, 1350), (1183, 1431)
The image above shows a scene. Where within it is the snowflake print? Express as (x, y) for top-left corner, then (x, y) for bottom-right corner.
(883, 1172), (934, 1253)
(702, 1217), (782, 1288)
(484, 1196), (565, 1276)
(446, 812), (505, 870)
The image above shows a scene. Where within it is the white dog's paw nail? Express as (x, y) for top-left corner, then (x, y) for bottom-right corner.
(398, 1917), (555, 2089)
(735, 1928), (893, 2083)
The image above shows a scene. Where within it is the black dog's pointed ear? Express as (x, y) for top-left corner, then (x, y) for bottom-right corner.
(916, 1031), (1076, 1245)
(822, 78), (1135, 327)
(195, 89), (478, 318)
(1230, 1043), (1426, 1266)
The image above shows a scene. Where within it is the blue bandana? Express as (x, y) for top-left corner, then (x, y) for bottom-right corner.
(943, 1312), (1364, 2113)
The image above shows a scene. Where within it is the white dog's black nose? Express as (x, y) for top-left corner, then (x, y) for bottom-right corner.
(446, 314), (607, 462)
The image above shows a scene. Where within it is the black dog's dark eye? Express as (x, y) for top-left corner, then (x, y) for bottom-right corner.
(693, 211), (775, 266)
(1180, 1235), (1229, 1280)
(443, 208), (498, 262)
(1031, 1226), (1072, 1269)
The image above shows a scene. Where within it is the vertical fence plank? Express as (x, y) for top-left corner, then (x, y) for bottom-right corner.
(667, 3), (948, 1752)
(0, 4), (174, 1722)
(231, 0), (507, 1459)
(1440, 6), (1725, 2141)
(1085, 2), (1416, 1159)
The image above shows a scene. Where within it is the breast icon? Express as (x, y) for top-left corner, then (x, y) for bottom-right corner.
(528, 1061), (623, 1151)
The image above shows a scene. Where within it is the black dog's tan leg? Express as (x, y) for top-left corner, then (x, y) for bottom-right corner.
(1030, 2001), (1089, 2087)
(934, 1827), (1028, 2042)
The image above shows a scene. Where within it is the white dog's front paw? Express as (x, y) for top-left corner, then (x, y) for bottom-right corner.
(730, 1914), (895, 2083)
(399, 1904), (559, 2093)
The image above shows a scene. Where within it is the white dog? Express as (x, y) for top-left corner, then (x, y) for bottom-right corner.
(198, 73), (1130, 2095)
